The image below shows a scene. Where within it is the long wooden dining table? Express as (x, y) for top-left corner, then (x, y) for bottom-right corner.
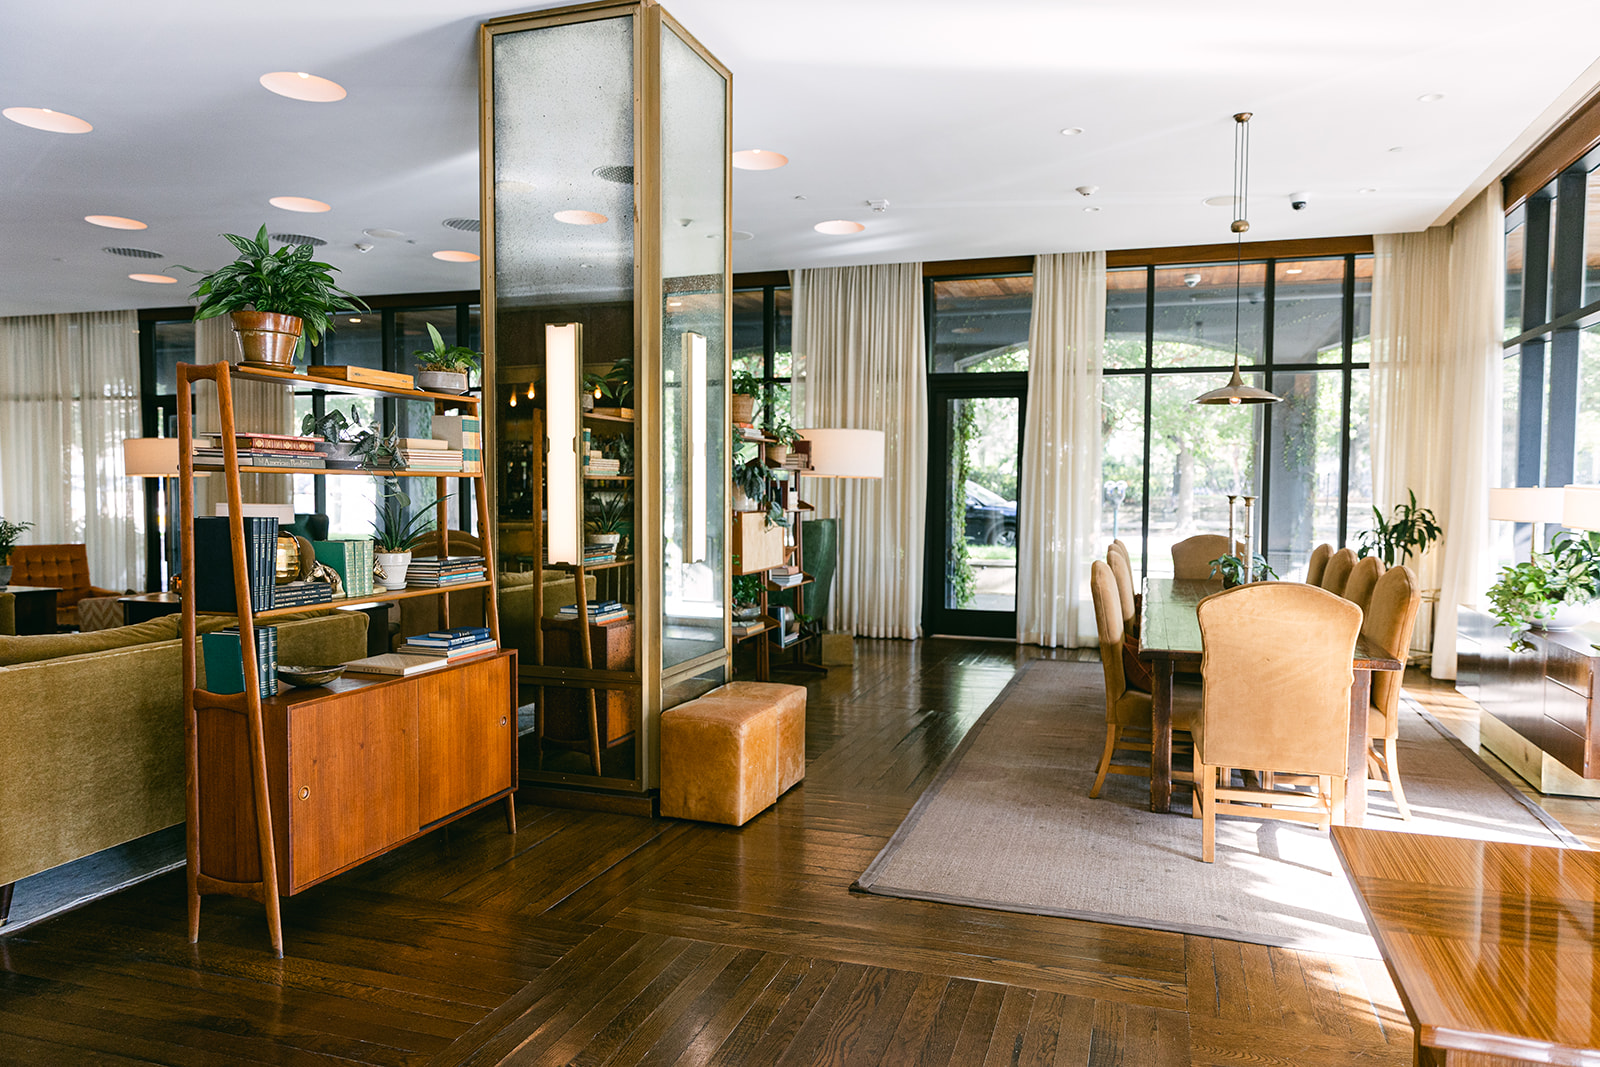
(1138, 578), (1405, 826)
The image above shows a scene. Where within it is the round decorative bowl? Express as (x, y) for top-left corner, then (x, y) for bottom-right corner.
(276, 664), (347, 688)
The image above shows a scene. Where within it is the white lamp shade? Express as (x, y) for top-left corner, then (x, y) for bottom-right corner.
(1488, 487), (1566, 524)
(798, 428), (885, 478)
(123, 437), (179, 477)
(1563, 486), (1600, 531)
(545, 322), (582, 566)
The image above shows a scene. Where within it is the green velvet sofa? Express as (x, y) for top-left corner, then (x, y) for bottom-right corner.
(0, 609), (368, 921)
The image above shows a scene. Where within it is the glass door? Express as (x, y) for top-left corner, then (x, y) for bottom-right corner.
(923, 373), (1025, 637)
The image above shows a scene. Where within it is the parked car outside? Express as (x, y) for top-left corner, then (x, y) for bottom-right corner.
(963, 481), (1017, 546)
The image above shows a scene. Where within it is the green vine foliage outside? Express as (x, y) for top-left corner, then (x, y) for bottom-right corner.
(947, 402), (978, 609)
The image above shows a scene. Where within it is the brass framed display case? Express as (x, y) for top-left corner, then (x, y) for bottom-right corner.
(480, 0), (731, 805)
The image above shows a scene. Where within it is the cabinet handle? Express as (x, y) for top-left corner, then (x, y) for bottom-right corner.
(299, 786), (310, 801)
(500, 716), (508, 727)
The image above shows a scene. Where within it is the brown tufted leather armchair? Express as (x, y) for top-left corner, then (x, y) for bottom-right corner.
(8, 544), (122, 629)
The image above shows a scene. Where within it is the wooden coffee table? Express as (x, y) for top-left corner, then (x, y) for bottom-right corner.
(1332, 825), (1600, 1066)
(3, 585), (61, 634)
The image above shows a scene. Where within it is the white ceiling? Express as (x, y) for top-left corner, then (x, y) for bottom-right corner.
(5, 0), (1600, 317)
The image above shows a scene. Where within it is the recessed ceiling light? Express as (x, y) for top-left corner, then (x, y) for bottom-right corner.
(554, 209), (607, 225)
(732, 149), (788, 170)
(3, 107), (92, 134)
(363, 228), (406, 240)
(793, 195), (807, 201)
(1360, 187), (1378, 194)
(85, 215), (147, 230)
(1284, 268), (1303, 275)
(732, 230), (754, 241)
(432, 250), (479, 263)
(667, 300), (683, 308)
(1203, 195), (1235, 208)
(269, 196), (331, 213)
(1060, 127), (1084, 136)
(347, 317), (362, 323)
(1388, 146), (1404, 153)
(259, 72), (347, 103)
(1083, 206), (1100, 213)
(814, 220), (864, 235)
(129, 273), (176, 284)
(1417, 92), (1445, 103)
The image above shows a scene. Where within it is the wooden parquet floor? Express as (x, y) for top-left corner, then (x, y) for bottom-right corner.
(3, 638), (1546, 1065)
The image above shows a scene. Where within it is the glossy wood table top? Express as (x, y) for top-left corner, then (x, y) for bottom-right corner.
(1332, 826), (1600, 1066)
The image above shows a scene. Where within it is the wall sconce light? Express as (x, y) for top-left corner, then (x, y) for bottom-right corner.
(546, 322), (583, 565)
(684, 331), (707, 563)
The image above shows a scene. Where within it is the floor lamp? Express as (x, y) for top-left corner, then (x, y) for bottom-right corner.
(795, 428), (885, 652)
(123, 437), (182, 591)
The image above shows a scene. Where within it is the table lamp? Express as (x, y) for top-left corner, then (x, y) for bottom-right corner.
(123, 437), (181, 590)
(1562, 485), (1600, 533)
(1488, 486), (1565, 562)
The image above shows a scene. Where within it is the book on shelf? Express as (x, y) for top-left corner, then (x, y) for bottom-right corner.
(418, 626), (493, 643)
(396, 437), (446, 450)
(311, 537), (374, 598)
(201, 625), (277, 696)
(251, 451), (326, 469)
(342, 652), (451, 677)
(193, 448), (252, 466)
(732, 618), (767, 637)
(396, 638), (497, 659)
(770, 605), (801, 647)
(591, 406), (634, 420)
(407, 573), (485, 588)
(432, 415), (481, 473)
(273, 580), (333, 608)
(193, 515), (277, 613)
(307, 364), (416, 390)
(734, 422), (766, 441)
(768, 571), (805, 588)
(235, 433), (322, 453)
(769, 563), (800, 576)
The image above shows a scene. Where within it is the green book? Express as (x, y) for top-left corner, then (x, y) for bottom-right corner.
(313, 538), (374, 598)
(201, 626), (277, 696)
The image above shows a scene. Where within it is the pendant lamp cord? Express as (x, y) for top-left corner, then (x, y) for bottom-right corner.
(1232, 113), (1249, 373)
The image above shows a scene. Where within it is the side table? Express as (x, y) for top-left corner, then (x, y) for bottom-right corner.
(119, 591), (182, 626)
(4, 585), (61, 635)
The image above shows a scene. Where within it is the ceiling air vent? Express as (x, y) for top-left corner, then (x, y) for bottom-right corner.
(593, 165), (633, 184)
(269, 233), (326, 248)
(442, 217), (480, 233)
(102, 246), (164, 259)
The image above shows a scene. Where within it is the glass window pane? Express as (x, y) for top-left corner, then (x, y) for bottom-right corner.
(1264, 370), (1344, 577)
(1506, 222), (1524, 339)
(731, 289), (764, 373)
(1152, 263), (1265, 369)
(1145, 372), (1264, 578)
(1105, 268), (1146, 369)
(1351, 256), (1372, 363)
(928, 275), (1032, 373)
(1578, 326), (1600, 484)
(1100, 374), (1145, 570)
(151, 320), (195, 396)
(1273, 258), (1345, 365)
(1346, 367), (1373, 549)
(945, 395), (1019, 610)
(773, 287), (792, 377)
(1588, 168), (1600, 306)
(1502, 348), (1520, 488)
(321, 313), (383, 370)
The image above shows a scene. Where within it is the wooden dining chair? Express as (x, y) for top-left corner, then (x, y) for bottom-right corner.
(1089, 560), (1197, 798)
(1106, 544), (1138, 637)
(1193, 582), (1362, 862)
(1362, 565), (1422, 819)
(1340, 555), (1385, 618)
(1171, 534), (1233, 580)
(1318, 547), (1357, 597)
(1305, 543), (1333, 586)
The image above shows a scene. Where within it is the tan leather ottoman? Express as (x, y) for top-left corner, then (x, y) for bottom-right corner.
(705, 682), (806, 794)
(660, 699), (778, 826)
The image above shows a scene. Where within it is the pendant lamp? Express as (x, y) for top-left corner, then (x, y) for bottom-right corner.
(1195, 112), (1280, 406)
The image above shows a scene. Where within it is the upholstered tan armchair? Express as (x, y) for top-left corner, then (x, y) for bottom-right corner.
(1106, 543), (1138, 637)
(1088, 560), (1197, 799)
(1193, 582), (1362, 863)
(1318, 547), (1357, 597)
(8, 544), (123, 629)
(1340, 555), (1385, 619)
(1171, 534), (1233, 580)
(1362, 565), (1422, 819)
(1305, 543), (1333, 586)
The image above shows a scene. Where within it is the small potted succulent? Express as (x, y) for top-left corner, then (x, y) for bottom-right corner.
(177, 225), (367, 369)
(370, 488), (448, 590)
(0, 517), (35, 586)
(414, 323), (480, 394)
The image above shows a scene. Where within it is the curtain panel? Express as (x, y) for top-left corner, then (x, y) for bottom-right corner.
(0, 310), (143, 590)
(793, 262), (928, 639)
(1018, 251), (1105, 647)
(192, 315), (293, 514)
(1371, 185), (1504, 679)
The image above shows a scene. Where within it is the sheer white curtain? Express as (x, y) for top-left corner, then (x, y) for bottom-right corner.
(0, 310), (143, 589)
(1371, 185), (1504, 679)
(191, 315), (293, 514)
(792, 263), (927, 638)
(1018, 252), (1105, 647)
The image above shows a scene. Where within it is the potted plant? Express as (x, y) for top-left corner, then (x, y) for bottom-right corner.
(176, 225), (368, 369)
(370, 488), (448, 590)
(765, 411), (802, 466)
(586, 491), (630, 553)
(1486, 530), (1600, 642)
(732, 369), (762, 425)
(351, 426), (407, 471)
(732, 573), (763, 620)
(1209, 552), (1277, 588)
(0, 517), (34, 586)
(731, 459), (788, 528)
(300, 408), (365, 468)
(414, 323), (480, 394)
(1358, 490), (1443, 567)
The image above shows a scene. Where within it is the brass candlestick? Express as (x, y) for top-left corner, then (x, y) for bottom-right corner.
(1226, 494), (1239, 560)
(1241, 495), (1257, 583)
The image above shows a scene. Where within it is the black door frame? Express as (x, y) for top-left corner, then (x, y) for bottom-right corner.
(922, 371), (1027, 638)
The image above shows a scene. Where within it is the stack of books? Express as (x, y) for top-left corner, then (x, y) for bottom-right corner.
(733, 422), (766, 442)
(584, 540), (618, 565)
(274, 580), (333, 609)
(311, 537), (374, 598)
(732, 616), (767, 637)
(584, 452), (621, 476)
(768, 566), (805, 589)
(557, 599), (630, 625)
(406, 555), (487, 588)
(396, 439), (464, 472)
(193, 432), (328, 469)
(343, 652), (450, 677)
(201, 624), (277, 696)
(433, 415), (482, 474)
(397, 626), (496, 660)
(193, 516), (277, 613)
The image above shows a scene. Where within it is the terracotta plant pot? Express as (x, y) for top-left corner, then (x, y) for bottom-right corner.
(230, 311), (303, 369)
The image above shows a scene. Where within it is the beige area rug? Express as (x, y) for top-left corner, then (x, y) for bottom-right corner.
(855, 659), (1581, 958)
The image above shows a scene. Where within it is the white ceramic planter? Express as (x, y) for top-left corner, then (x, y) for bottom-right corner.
(417, 369), (469, 394)
(375, 551), (412, 590)
(1536, 601), (1590, 631)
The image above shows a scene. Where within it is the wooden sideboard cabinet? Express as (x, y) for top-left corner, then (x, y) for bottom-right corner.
(197, 651), (517, 897)
(1456, 607), (1600, 796)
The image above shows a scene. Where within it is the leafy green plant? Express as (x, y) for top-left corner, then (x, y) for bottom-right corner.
(766, 409), (803, 447)
(733, 573), (763, 607)
(414, 323), (480, 375)
(300, 407), (359, 443)
(588, 491), (630, 535)
(352, 427), (406, 471)
(1209, 553), (1278, 587)
(1486, 531), (1600, 642)
(0, 517), (34, 565)
(731, 369), (763, 397)
(175, 225), (367, 349)
(1358, 490), (1442, 567)
(370, 488), (449, 553)
(731, 459), (789, 527)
